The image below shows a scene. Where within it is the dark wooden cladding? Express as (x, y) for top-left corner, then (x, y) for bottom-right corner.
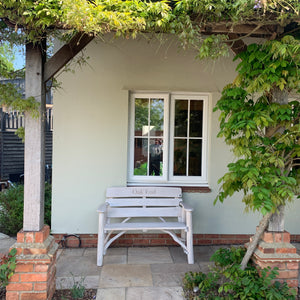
(0, 131), (52, 181)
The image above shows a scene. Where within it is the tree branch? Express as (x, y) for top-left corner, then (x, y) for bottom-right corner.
(240, 212), (272, 270)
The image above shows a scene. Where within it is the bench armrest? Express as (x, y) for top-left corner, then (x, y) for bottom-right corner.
(97, 203), (107, 213)
(180, 202), (194, 212)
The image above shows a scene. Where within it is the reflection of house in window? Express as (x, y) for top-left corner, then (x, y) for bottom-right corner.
(128, 92), (209, 186)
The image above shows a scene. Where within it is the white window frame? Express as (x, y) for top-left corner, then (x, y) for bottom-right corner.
(127, 91), (209, 186)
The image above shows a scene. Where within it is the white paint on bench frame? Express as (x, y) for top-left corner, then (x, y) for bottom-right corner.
(97, 187), (194, 266)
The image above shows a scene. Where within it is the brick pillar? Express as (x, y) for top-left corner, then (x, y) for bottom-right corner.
(251, 230), (300, 292)
(6, 225), (58, 300)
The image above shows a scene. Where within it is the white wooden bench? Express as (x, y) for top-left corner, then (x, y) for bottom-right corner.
(97, 187), (194, 266)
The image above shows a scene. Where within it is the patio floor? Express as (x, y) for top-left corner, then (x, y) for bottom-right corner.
(56, 245), (221, 300)
(1, 232), (300, 299)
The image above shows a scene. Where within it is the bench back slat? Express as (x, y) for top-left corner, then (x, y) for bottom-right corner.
(106, 198), (181, 207)
(107, 207), (181, 218)
(106, 187), (182, 198)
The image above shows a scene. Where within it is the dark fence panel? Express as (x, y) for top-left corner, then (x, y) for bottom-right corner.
(0, 108), (53, 132)
(0, 131), (53, 181)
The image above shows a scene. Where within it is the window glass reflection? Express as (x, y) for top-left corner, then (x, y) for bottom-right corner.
(149, 138), (163, 176)
(190, 100), (203, 137)
(134, 138), (148, 175)
(150, 98), (164, 137)
(173, 139), (187, 176)
(134, 98), (149, 137)
(189, 140), (202, 176)
(174, 100), (188, 137)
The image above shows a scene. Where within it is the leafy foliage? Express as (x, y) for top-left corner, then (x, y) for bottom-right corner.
(214, 36), (300, 215)
(0, 184), (52, 236)
(0, 248), (17, 288)
(70, 275), (86, 299)
(183, 247), (296, 300)
(0, 0), (299, 117)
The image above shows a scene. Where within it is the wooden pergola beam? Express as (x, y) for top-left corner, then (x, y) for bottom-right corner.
(200, 23), (283, 36)
(44, 32), (94, 82)
(227, 33), (248, 56)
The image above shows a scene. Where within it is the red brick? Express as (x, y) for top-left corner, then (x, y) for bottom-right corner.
(257, 261), (286, 270)
(24, 232), (34, 243)
(34, 283), (47, 291)
(20, 292), (47, 300)
(23, 248), (47, 255)
(286, 279), (298, 288)
(6, 283), (33, 291)
(15, 264), (34, 273)
(34, 264), (49, 272)
(258, 246), (275, 254)
(276, 270), (298, 279)
(35, 228), (49, 244)
(276, 247), (296, 254)
(133, 239), (150, 245)
(20, 273), (47, 282)
(15, 248), (23, 255)
(205, 234), (220, 238)
(116, 239), (133, 245)
(283, 232), (291, 243)
(6, 291), (19, 300)
(262, 232), (273, 243)
(151, 239), (166, 245)
(17, 231), (25, 243)
(195, 239), (212, 245)
(287, 262), (299, 270)
(274, 233), (283, 243)
(9, 274), (20, 283)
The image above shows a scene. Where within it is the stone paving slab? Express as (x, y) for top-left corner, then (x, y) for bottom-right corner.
(150, 263), (200, 274)
(99, 264), (153, 288)
(106, 247), (128, 256)
(83, 248), (97, 256)
(56, 275), (100, 289)
(128, 247), (173, 264)
(104, 254), (127, 265)
(56, 255), (101, 276)
(60, 248), (85, 257)
(0, 234), (16, 255)
(96, 288), (126, 300)
(126, 286), (184, 300)
(169, 245), (214, 264)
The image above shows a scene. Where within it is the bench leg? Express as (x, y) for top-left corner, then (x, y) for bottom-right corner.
(186, 211), (194, 264)
(97, 213), (105, 266)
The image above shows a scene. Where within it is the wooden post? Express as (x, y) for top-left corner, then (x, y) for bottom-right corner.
(23, 42), (46, 231)
(6, 42), (58, 299)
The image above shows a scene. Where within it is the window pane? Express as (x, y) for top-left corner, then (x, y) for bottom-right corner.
(189, 140), (202, 176)
(149, 138), (163, 176)
(174, 100), (188, 137)
(173, 139), (187, 176)
(134, 138), (148, 175)
(190, 100), (203, 137)
(135, 98), (149, 137)
(150, 98), (164, 137)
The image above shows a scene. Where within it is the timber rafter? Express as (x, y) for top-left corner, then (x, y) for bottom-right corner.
(44, 33), (94, 82)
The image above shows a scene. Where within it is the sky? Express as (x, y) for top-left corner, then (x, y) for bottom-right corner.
(13, 46), (25, 70)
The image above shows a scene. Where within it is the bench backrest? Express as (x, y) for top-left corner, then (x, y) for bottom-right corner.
(106, 187), (182, 219)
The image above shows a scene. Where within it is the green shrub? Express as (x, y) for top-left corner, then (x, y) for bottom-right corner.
(0, 248), (17, 287)
(0, 183), (51, 236)
(183, 247), (296, 300)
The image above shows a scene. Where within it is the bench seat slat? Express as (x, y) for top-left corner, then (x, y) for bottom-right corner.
(104, 222), (186, 231)
(107, 198), (181, 207)
(106, 187), (182, 198)
(107, 207), (180, 218)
